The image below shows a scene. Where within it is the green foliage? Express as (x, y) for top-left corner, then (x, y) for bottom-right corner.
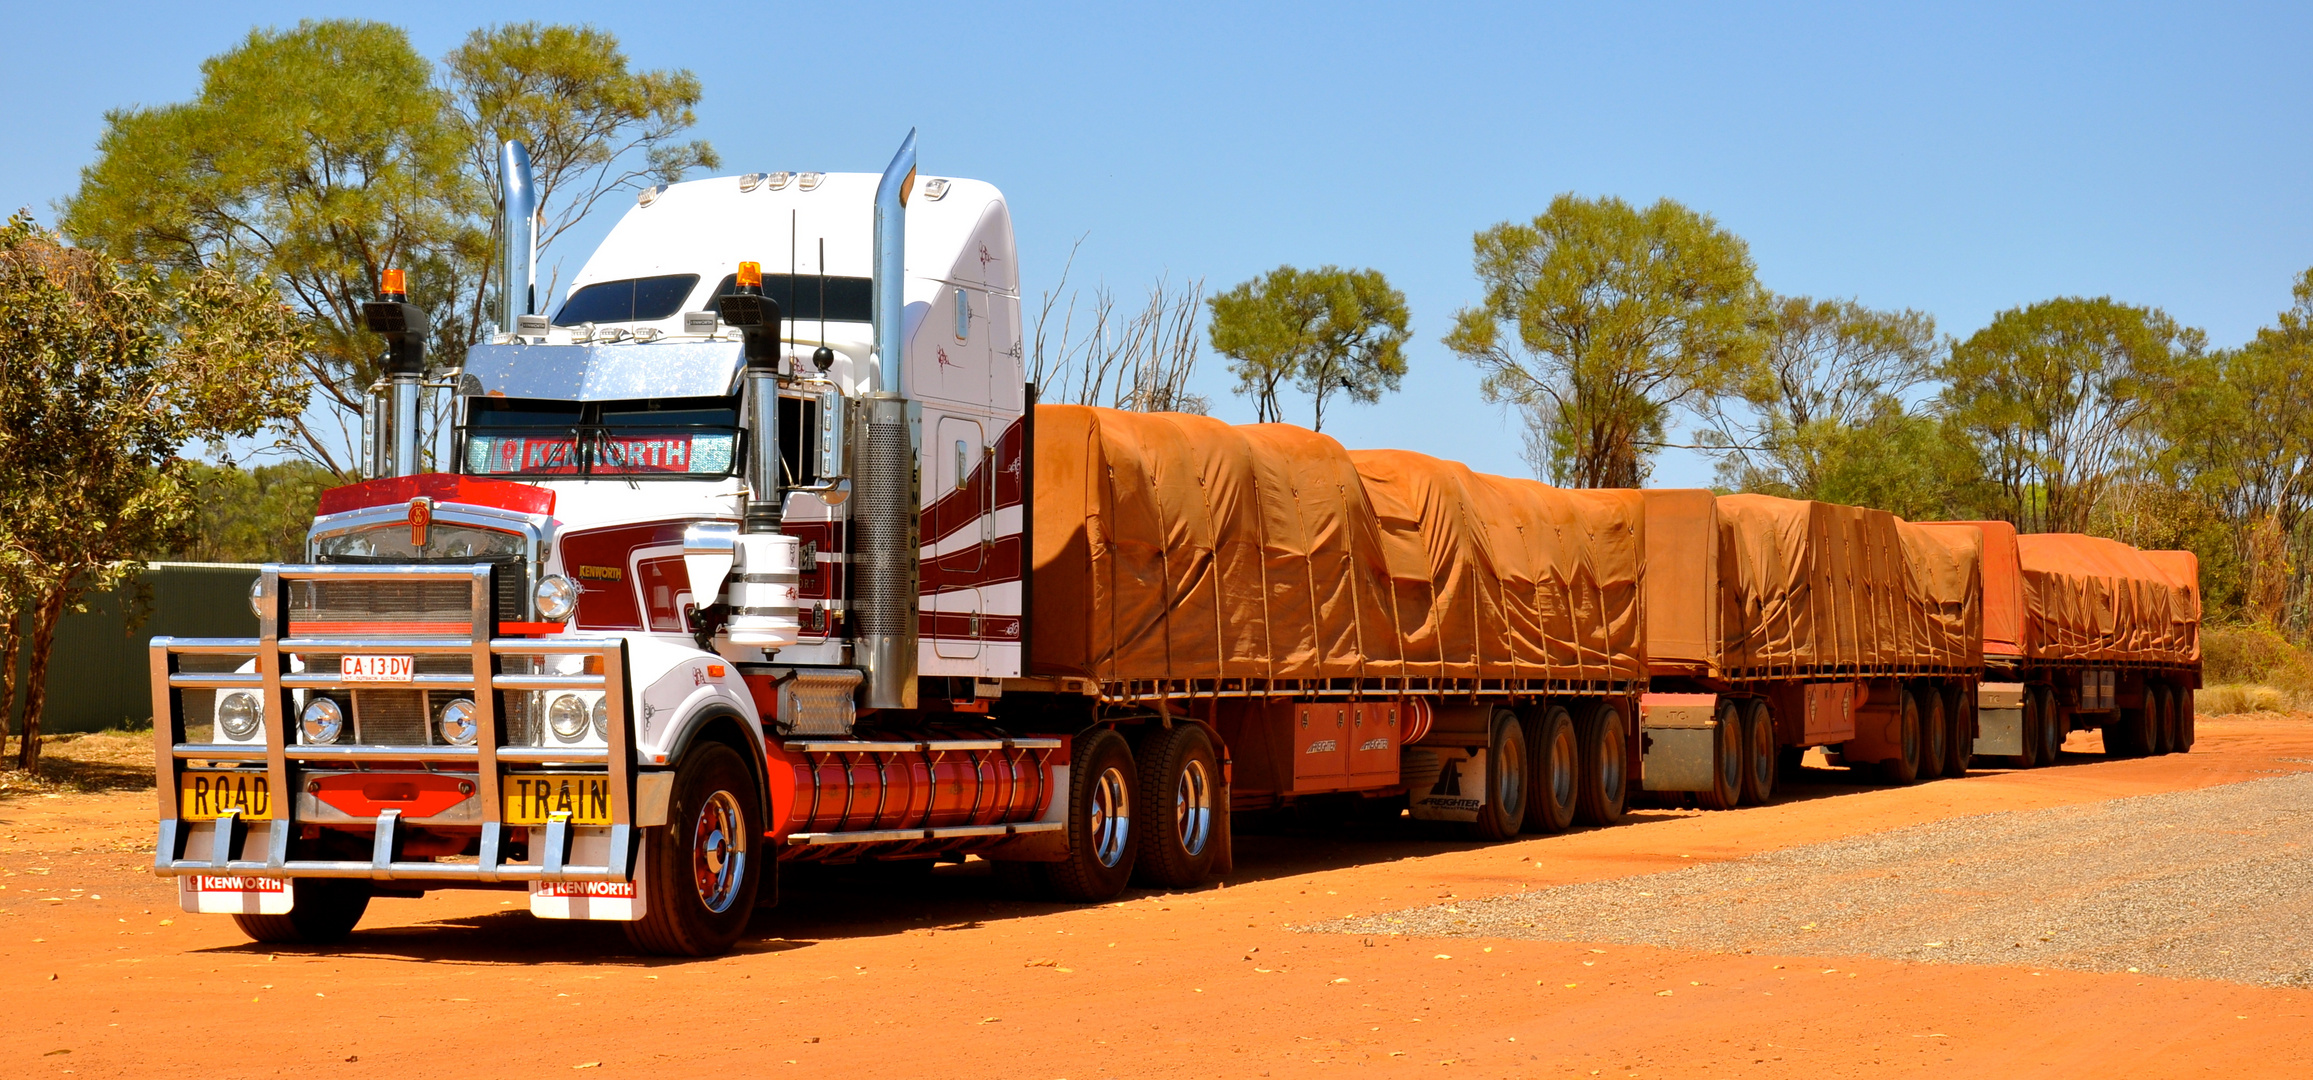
(1704, 295), (1942, 493)
(446, 22), (716, 327)
(0, 214), (307, 767)
(1940, 296), (2202, 534)
(162, 461), (335, 563)
(1207, 265), (1410, 430)
(1445, 194), (1763, 487)
(59, 19), (715, 476)
(60, 20), (480, 476)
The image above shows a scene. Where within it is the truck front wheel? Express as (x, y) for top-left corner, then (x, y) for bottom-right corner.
(1133, 723), (1220, 889)
(626, 741), (761, 957)
(232, 878), (371, 945)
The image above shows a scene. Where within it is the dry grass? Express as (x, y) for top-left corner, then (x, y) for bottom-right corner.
(2197, 684), (2313, 716)
(0, 727), (175, 800)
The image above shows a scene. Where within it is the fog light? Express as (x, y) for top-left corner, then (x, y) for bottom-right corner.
(534, 574), (577, 623)
(301, 697), (344, 745)
(591, 696), (610, 741)
(549, 694), (589, 743)
(437, 697), (479, 746)
(217, 692), (261, 740)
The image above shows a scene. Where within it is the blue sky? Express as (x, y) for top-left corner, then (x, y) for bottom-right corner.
(5, 2), (2309, 485)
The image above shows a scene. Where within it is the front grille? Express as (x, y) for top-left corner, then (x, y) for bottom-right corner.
(355, 689), (431, 744)
(290, 558), (527, 634)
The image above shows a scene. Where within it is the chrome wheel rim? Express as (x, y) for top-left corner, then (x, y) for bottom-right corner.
(1175, 758), (1212, 857)
(1549, 724), (1578, 809)
(691, 790), (747, 914)
(1090, 766), (1132, 868)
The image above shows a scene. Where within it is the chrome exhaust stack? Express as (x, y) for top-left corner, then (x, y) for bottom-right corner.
(498, 140), (538, 335)
(858, 130), (920, 710)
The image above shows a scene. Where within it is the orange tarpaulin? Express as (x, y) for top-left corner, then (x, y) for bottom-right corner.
(1705, 495), (1981, 678)
(2011, 533), (2200, 666)
(1027, 406), (1645, 687)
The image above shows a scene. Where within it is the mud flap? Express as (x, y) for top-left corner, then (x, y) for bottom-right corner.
(178, 874), (293, 915)
(1405, 746), (1486, 822)
(529, 827), (646, 921)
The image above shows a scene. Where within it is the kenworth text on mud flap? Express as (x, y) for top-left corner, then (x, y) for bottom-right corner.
(149, 132), (2201, 957)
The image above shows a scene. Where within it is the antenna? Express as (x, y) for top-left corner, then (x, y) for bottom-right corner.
(788, 209), (798, 356)
(812, 236), (833, 372)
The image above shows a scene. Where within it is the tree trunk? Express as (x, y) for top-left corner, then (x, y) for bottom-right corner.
(14, 587), (69, 773)
(0, 612), (18, 766)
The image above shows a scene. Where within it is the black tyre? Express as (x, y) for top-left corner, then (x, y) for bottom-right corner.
(1043, 728), (1139, 901)
(2179, 686), (2197, 751)
(1699, 700), (1743, 811)
(1132, 724), (1221, 889)
(231, 878), (372, 945)
(1470, 709), (1529, 842)
(1573, 700), (1630, 827)
(2018, 687), (2047, 768)
(1524, 705), (1579, 834)
(1945, 686), (1972, 778)
(2043, 693), (2069, 763)
(1741, 699), (1777, 806)
(2151, 683), (2176, 755)
(1917, 685), (1948, 781)
(627, 740), (761, 957)
(1877, 690), (1922, 785)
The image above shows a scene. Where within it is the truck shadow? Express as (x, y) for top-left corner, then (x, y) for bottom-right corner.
(184, 751), (2135, 965)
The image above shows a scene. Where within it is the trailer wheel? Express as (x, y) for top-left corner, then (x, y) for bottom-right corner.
(1741, 699), (1777, 805)
(1471, 709), (1529, 841)
(2154, 683), (2179, 755)
(1573, 701), (1629, 827)
(231, 878), (372, 945)
(1916, 685), (1947, 781)
(1699, 700), (1743, 811)
(1524, 706), (1580, 834)
(1132, 723), (1220, 889)
(1043, 728), (1140, 901)
(626, 740), (761, 957)
(1876, 690), (1921, 785)
(2043, 694), (2070, 763)
(2017, 687), (2047, 768)
(1944, 686), (1972, 778)
(2178, 685), (2196, 752)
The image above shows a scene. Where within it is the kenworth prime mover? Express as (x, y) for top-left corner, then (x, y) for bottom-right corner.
(150, 134), (2201, 955)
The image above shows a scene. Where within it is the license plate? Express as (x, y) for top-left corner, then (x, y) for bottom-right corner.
(180, 771), (275, 820)
(341, 654), (414, 683)
(503, 774), (614, 825)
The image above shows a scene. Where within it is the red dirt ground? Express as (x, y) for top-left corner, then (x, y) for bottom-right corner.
(5, 718), (2311, 1079)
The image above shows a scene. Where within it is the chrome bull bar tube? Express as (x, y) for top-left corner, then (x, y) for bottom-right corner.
(149, 564), (636, 886)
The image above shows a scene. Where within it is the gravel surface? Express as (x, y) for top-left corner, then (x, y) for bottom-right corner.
(1317, 770), (2313, 986)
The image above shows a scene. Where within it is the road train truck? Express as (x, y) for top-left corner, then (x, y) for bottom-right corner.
(149, 134), (1659, 955)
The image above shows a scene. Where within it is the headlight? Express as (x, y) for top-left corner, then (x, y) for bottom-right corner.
(437, 698), (479, 746)
(549, 694), (590, 742)
(591, 696), (610, 741)
(247, 578), (267, 620)
(534, 574), (577, 623)
(301, 697), (345, 744)
(217, 692), (261, 740)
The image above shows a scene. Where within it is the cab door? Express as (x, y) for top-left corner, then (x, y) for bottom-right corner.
(931, 414), (985, 660)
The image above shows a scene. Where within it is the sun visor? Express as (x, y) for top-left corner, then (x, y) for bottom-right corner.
(459, 341), (744, 401)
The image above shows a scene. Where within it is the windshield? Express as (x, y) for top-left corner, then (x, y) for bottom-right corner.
(706, 272), (874, 323)
(462, 396), (742, 479)
(553, 274), (701, 326)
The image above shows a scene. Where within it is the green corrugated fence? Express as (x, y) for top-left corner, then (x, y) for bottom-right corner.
(7, 563), (261, 735)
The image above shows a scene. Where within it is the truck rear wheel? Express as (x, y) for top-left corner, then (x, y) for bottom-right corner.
(2018, 687), (2047, 767)
(1944, 686), (1972, 778)
(1916, 686), (1947, 781)
(2043, 695), (2069, 763)
(231, 878), (371, 945)
(1132, 724), (1220, 889)
(1876, 691), (1921, 785)
(1043, 728), (1140, 901)
(1470, 709), (1529, 841)
(1524, 706), (1579, 834)
(1573, 701), (1629, 827)
(1699, 700), (1743, 811)
(1741, 699), (1777, 806)
(2152, 684), (2177, 755)
(626, 740), (761, 957)
(2176, 685), (2196, 752)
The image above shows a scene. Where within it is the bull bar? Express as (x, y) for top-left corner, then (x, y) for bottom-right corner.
(150, 564), (636, 885)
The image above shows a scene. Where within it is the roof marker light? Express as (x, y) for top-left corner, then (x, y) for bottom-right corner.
(766, 171), (793, 190)
(739, 172), (768, 192)
(797, 172), (824, 191)
(637, 184), (666, 207)
(737, 261), (762, 290)
(922, 178), (950, 201)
